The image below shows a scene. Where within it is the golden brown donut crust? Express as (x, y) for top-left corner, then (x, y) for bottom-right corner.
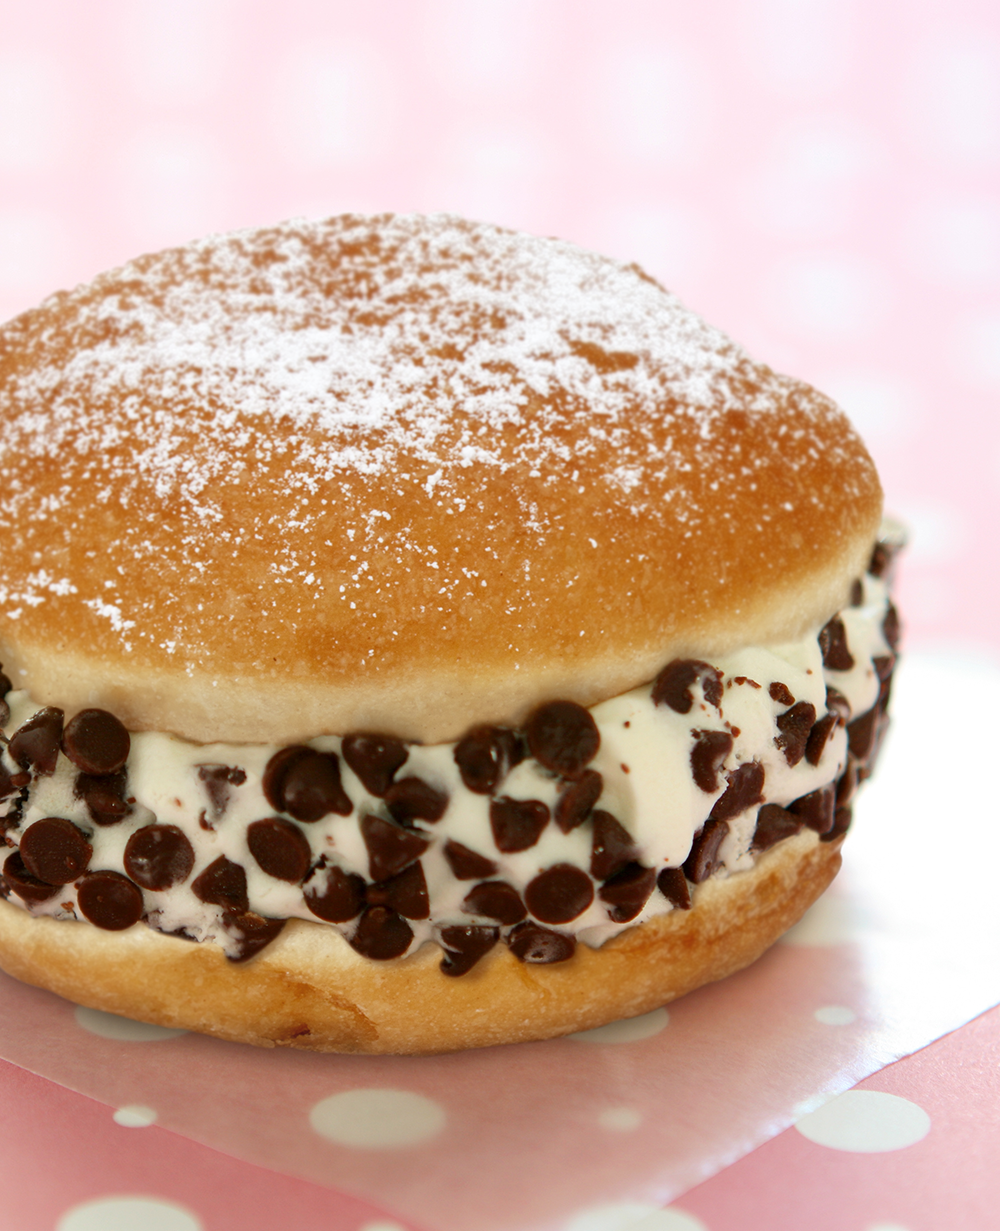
(0, 215), (881, 743)
(0, 830), (840, 1054)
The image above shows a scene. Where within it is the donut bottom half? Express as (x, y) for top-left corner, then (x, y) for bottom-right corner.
(0, 830), (840, 1055)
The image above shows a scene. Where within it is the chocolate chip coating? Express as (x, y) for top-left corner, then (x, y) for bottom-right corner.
(247, 818), (312, 883)
(819, 616), (855, 671)
(690, 729), (733, 793)
(443, 839), (497, 880)
(453, 725), (522, 795)
(683, 818), (729, 883)
(489, 796), (549, 852)
(525, 700), (599, 778)
(657, 866), (691, 910)
(789, 784), (836, 834)
(75, 768), (131, 826)
(751, 804), (803, 852)
(304, 864), (365, 922)
(8, 707), (64, 776)
(223, 911), (286, 962)
(554, 769), (603, 833)
(710, 761), (765, 820)
(805, 713), (838, 767)
(197, 764), (246, 816)
(462, 880), (527, 925)
(507, 922), (575, 964)
(599, 863), (656, 923)
(76, 870), (144, 930)
(653, 658), (724, 713)
(350, 906), (413, 960)
(341, 733), (408, 797)
(3, 851), (60, 903)
(124, 824), (195, 891)
(281, 750), (352, 822)
(775, 701), (817, 767)
(366, 861), (429, 920)
(62, 709), (130, 775)
(20, 818), (92, 885)
(192, 856), (249, 911)
(525, 863), (594, 924)
(384, 777), (448, 825)
(360, 813), (429, 881)
(590, 810), (638, 881)
(439, 925), (499, 976)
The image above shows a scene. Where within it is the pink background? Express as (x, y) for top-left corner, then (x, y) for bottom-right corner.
(0, 2), (998, 1229)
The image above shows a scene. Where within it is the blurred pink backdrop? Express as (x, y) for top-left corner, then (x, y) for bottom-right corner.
(1, 0), (997, 651)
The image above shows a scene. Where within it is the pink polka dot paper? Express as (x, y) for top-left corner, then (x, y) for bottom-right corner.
(0, 658), (997, 1231)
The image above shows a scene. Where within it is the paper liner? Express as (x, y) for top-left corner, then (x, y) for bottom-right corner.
(0, 653), (995, 1231)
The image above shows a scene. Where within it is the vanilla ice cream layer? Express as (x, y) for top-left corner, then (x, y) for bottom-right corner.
(0, 571), (895, 965)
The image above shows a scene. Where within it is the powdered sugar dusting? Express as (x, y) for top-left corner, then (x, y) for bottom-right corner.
(0, 213), (879, 698)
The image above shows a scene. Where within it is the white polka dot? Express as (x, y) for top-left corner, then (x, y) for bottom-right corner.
(113, 1105), (158, 1128)
(74, 1006), (188, 1042)
(598, 1106), (643, 1132)
(907, 37), (1000, 166)
(599, 44), (710, 166)
(358, 1222), (410, 1231)
(566, 1203), (706, 1231)
(780, 889), (869, 945)
(795, 1089), (931, 1152)
(769, 254), (889, 339)
(309, 1089), (446, 1149)
(116, 0), (227, 106)
(814, 1005), (856, 1025)
(117, 127), (222, 236)
(57, 1195), (202, 1231)
(0, 211), (65, 292)
(866, 1223), (915, 1231)
(599, 203), (707, 287)
(568, 1008), (669, 1044)
(422, 0), (542, 91)
(741, 0), (855, 95)
(903, 199), (1000, 286)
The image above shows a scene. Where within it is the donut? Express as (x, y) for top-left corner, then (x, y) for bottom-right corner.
(0, 214), (899, 1053)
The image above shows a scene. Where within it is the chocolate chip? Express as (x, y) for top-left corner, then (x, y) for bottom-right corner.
(8, 707), (64, 776)
(507, 922), (575, 964)
(124, 824), (195, 891)
(599, 863), (656, 922)
(489, 795), (549, 852)
(2, 851), (60, 903)
(462, 880), (527, 925)
(0, 668), (11, 697)
(769, 681), (795, 706)
(789, 784), (836, 834)
(525, 864), (594, 924)
(883, 601), (901, 652)
(683, 818), (729, 883)
(849, 578), (864, 606)
(76, 870), (144, 930)
(822, 805), (853, 842)
(775, 701), (817, 767)
(61, 709), (130, 775)
(75, 768), (131, 826)
(366, 860), (429, 919)
(304, 864), (365, 922)
(873, 654), (895, 683)
(439, 925), (499, 976)
(263, 746), (352, 820)
(0, 697), (8, 728)
(819, 616), (855, 671)
(453, 725), (522, 794)
(869, 540), (897, 578)
(690, 730), (733, 794)
(360, 813), (429, 881)
(282, 750), (352, 822)
(191, 856), (249, 911)
(350, 907), (413, 960)
(847, 706), (880, 763)
(825, 686), (852, 722)
(384, 777), (448, 825)
(19, 818), (92, 885)
(710, 761), (765, 820)
(443, 839), (497, 880)
(525, 700), (599, 778)
(554, 769), (603, 833)
(657, 866), (691, 909)
(0, 761), (15, 803)
(590, 810), (638, 880)
(805, 713), (838, 766)
(751, 804), (803, 852)
(223, 911), (286, 962)
(247, 818), (312, 883)
(196, 764), (246, 816)
(652, 658), (724, 713)
(341, 733), (408, 797)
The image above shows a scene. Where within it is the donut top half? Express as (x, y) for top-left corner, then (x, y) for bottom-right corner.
(0, 214), (882, 744)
